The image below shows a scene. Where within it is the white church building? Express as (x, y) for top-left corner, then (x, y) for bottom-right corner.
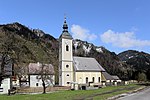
(59, 18), (109, 89)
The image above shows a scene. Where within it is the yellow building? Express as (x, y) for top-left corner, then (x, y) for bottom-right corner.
(59, 18), (114, 90)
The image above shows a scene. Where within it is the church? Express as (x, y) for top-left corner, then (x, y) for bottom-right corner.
(59, 18), (118, 90)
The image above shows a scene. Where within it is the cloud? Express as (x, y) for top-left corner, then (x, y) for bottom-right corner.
(71, 24), (97, 41)
(100, 30), (150, 48)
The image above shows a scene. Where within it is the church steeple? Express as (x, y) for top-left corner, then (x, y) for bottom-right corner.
(63, 17), (68, 33)
(59, 17), (73, 86)
(59, 17), (72, 39)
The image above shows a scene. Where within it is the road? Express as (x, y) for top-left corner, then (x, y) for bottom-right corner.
(117, 87), (150, 100)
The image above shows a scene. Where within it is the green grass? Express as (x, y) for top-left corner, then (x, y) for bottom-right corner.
(0, 84), (142, 100)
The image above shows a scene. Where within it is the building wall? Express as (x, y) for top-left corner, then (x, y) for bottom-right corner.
(12, 79), (19, 87)
(59, 38), (73, 61)
(61, 71), (74, 86)
(59, 37), (74, 86)
(0, 78), (10, 94)
(75, 72), (102, 84)
(101, 73), (106, 81)
(30, 75), (55, 87)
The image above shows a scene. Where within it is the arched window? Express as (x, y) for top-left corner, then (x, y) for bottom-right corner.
(86, 77), (88, 83)
(92, 77), (95, 82)
(66, 45), (69, 51)
(98, 77), (100, 82)
(36, 83), (39, 87)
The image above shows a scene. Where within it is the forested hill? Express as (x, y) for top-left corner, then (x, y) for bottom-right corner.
(118, 50), (150, 80)
(0, 22), (59, 81)
(0, 22), (149, 82)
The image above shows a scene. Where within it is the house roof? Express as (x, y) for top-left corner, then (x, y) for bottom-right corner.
(112, 76), (120, 80)
(102, 72), (114, 80)
(28, 62), (54, 75)
(73, 56), (105, 72)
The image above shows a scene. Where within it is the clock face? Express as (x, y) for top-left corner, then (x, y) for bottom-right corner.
(65, 40), (69, 44)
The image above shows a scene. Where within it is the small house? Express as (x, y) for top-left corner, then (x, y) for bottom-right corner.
(101, 72), (114, 86)
(0, 78), (11, 94)
(28, 62), (55, 87)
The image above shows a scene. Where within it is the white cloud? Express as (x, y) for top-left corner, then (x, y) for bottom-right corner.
(71, 24), (97, 41)
(100, 30), (150, 48)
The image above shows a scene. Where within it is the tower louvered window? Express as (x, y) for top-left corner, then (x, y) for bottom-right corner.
(66, 45), (69, 51)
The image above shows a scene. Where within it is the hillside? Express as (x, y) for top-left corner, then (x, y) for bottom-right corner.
(1, 22), (147, 82)
(0, 22), (59, 81)
(118, 50), (150, 80)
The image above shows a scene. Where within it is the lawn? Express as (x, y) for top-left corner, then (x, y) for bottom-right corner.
(0, 84), (142, 100)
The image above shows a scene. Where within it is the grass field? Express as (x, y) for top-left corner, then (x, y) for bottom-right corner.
(0, 84), (142, 100)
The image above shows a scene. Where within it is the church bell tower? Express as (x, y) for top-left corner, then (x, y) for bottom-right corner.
(59, 17), (74, 86)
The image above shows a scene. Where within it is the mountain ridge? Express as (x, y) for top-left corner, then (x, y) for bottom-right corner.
(0, 22), (150, 82)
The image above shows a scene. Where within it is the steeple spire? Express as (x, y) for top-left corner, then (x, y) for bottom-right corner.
(63, 16), (68, 33)
(59, 16), (72, 39)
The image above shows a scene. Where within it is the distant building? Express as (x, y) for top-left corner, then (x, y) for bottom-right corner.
(102, 72), (114, 86)
(112, 75), (121, 83)
(59, 18), (119, 90)
(0, 78), (11, 94)
(102, 72), (121, 86)
(28, 62), (55, 87)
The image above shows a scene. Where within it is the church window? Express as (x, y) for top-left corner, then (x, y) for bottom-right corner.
(98, 77), (100, 82)
(67, 74), (69, 76)
(92, 77), (95, 82)
(86, 77), (88, 83)
(66, 45), (69, 51)
(36, 83), (39, 87)
(66, 65), (69, 68)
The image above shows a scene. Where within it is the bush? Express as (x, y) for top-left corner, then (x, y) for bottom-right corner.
(137, 72), (147, 82)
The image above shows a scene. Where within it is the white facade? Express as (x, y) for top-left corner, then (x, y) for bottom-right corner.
(0, 78), (11, 94)
(59, 18), (74, 86)
(30, 75), (55, 87)
(75, 72), (102, 84)
(59, 37), (74, 86)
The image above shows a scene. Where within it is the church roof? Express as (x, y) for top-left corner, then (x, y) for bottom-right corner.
(59, 17), (72, 39)
(73, 56), (105, 72)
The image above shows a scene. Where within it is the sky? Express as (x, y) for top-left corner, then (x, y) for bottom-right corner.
(0, 0), (150, 54)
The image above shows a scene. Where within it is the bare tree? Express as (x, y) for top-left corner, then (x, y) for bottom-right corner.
(29, 62), (54, 94)
(0, 33), (14, 86)
(37, 63), (54, 94)
(14, 63), (28, 87)
(0, 54), (12, 85)
(0, 32), (27, 87)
